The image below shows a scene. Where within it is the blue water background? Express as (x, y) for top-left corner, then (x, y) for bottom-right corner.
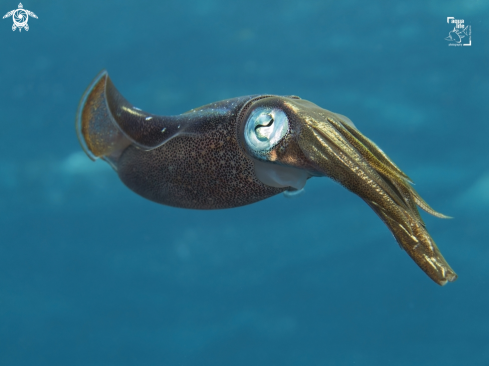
(1, 0), (488, 365)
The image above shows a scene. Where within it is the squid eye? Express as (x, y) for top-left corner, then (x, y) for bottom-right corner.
(244, 107), (289, 152)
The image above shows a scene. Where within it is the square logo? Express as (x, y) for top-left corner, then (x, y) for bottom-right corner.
(445, 17), (471, 46)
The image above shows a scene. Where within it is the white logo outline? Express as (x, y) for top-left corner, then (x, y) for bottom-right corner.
(445, 17), (471, 46)
(2, 3), (37, 32)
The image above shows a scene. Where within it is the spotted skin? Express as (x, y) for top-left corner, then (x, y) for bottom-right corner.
(117, 97), (284, 209)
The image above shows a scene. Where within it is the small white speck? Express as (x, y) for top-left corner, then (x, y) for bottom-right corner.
(177, 125), (180, 129)
(161, 127), (167, 133)
(134, 107), (141, 111)
(145, 116), (153, 121)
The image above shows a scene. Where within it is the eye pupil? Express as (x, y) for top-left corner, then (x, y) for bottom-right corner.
(255, 114), (274, 141)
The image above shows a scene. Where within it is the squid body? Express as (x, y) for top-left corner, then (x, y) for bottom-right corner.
(76, 70), (457, 285)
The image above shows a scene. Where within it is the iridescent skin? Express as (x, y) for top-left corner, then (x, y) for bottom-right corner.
(76, 70), (457, 286)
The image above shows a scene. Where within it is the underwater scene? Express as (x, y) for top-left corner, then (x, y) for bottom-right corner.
(1, 0), (488, 365)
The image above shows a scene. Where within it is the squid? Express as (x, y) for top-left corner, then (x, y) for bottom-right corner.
(76, 70), (457, 285)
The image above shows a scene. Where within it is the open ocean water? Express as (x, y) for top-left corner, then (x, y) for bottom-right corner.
(1, 0), (488, 365)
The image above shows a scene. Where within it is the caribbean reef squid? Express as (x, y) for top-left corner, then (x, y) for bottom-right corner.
(76, 70), (457, 286)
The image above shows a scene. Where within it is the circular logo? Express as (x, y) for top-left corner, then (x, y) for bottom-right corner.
(13, 9), (28, 28)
